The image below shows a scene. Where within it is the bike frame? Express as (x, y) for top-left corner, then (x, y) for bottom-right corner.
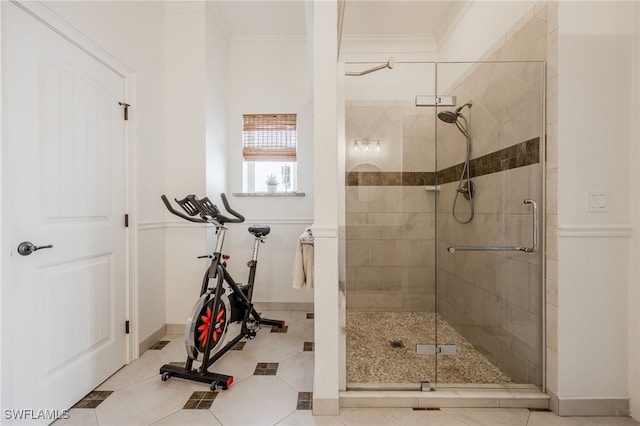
(193, 225), (278, 374)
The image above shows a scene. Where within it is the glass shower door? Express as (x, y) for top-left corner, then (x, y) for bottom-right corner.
(434, 61), (545, 387)
(344, 61), (438, 387)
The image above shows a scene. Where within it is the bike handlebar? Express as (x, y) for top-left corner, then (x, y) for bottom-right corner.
(161, 193), (244, 224)
(161, 195), (206, 223)
(220, 193), (245, 223)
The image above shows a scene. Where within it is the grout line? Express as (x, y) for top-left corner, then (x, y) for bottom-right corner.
(147, 408), (182, 426)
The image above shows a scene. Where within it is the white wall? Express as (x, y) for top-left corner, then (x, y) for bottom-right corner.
(205, 4), (229, 199)
(437, 1), (535, 63)
(224, 36), (314, 306)
(39, 1), (167, 346)
(556, 0), (636, 407)
(344, 62), (435, 102)
(630, 2), (640, 419)
(436, 1), (538, 93)
(0, 0), (4, 410)
(163, 3), (210, 324)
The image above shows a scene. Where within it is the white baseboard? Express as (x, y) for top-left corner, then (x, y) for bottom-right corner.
(166, 323), (185, 335)
(253, 302), (314, 312)
(313, 398), (340, 415)
(164, 302), (313, 336)
(548, 391), (629, 416)
(139, 324), (167, 353)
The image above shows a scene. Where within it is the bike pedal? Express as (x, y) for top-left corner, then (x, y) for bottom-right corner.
(246, 318), (259, 328)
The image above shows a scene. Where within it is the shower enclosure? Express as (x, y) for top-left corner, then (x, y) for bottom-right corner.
(342, 60), (544, 390)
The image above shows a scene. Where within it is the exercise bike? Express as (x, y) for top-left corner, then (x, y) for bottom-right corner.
(159, 193), (285, 391)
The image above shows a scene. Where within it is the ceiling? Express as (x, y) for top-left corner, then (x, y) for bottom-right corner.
(213, 0), (466, 42)
(342, 1), (465, 41)
(212, 1), (308, 37)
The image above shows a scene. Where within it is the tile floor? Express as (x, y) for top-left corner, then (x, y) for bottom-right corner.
(54, 310), (639, 426)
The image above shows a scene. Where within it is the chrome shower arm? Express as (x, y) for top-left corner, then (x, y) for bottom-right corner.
(345, 58), (394, 76)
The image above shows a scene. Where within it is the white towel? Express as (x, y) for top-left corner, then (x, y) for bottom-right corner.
(293, 228), (314, 289)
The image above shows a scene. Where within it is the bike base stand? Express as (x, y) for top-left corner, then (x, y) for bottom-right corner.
(160, 364), (233, 391)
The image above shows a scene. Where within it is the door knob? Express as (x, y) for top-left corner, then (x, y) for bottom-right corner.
(17, 241), (53, 256)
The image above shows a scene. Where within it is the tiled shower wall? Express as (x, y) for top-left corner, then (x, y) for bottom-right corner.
(344, 102), (436, 312)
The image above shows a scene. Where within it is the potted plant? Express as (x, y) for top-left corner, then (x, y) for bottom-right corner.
(265, 173), (279, 193)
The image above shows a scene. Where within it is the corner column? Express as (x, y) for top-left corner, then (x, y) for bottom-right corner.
(311, 0), (340, 416)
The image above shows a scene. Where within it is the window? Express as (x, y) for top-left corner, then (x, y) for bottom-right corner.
(242, 113), (298, 193)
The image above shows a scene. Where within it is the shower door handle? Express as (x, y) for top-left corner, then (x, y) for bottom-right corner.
(525, 199), (538, 253)
(447, 199), (538, 253)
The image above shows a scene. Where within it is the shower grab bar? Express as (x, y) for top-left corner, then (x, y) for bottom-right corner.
(447, 199), (538, 254)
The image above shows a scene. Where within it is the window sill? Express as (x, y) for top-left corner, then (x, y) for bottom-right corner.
(233, 192), (306, 197)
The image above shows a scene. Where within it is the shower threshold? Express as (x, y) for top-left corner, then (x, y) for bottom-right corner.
(340, 383), (550, 409)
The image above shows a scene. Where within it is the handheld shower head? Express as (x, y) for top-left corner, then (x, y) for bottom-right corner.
(437, 100), (473, 124)
(438, 100), (475, 224)
(437, 110), (459, 123)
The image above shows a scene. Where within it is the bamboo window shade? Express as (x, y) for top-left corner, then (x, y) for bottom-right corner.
(242, 114), (297, 161)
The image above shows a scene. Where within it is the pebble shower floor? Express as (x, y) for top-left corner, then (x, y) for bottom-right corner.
(346, 311), (513, 385)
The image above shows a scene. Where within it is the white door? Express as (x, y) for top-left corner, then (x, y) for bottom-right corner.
(4, 3), (128, 422)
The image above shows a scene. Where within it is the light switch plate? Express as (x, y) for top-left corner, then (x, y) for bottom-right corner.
(585, 191), (607, 213)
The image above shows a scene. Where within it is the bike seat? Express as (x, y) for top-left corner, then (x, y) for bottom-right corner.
(248, 224), (270, 237)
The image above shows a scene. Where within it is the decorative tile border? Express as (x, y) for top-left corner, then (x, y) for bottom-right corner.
(232, 341), (246, 350)
(345, 138), (539, 186)
(149, 340), (170, 350)
(297, 392), (313, 410)
(345, 171), (435, 187)
(183, 391), (218, 410)
(254, 362), (279, 375)
(438, 137), (539, 185)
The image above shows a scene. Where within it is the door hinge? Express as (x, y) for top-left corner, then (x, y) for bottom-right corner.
(415, 95), (457, 107)
(416, 344), (457, 355)
(125, 320), (130, 334)
(118, 102), (130, 120)
(124, 214), (129, 227)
